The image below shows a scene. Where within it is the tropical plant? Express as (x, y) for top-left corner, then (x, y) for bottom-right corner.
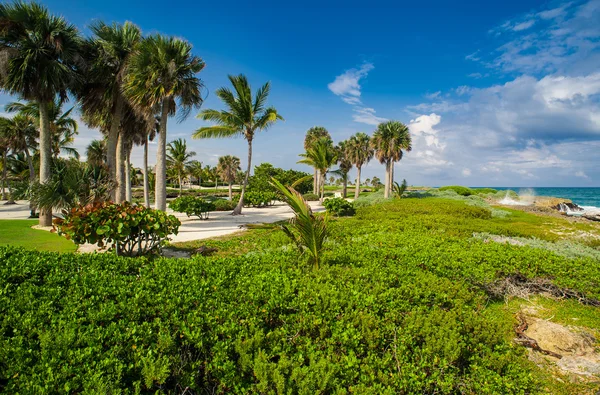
(76, 21), (142, 202)
(86, 139), (106, 167)
(335, 140), (352, 198)
(30, 159), (115, 214)
(269, 177), (327, 269)
(371, 176), (381, 188)
(347, 132), (374, 199)
(124, 34), (205, 211)
(323, 197), (355, 216)
(298, 137), (337, 203)
(193, 74), (283, 215)
(187, 160), (203, 187)
(392, 179), (408, 198)
(247, 163), (312, 195)
(370, 121), (412, 198)
(234, 191), (276, 207)
(166, 138), (195, 197)
(169, 196), (215, 220)
(54, 201), (180, 256)
(0, 1), (81, 225)
(303, 126), (331, 194)
(216, 155), (241, 200)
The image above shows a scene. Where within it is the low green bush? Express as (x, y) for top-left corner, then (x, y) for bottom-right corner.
(302, 193), (319, 201)
(54, 201), (180, 256)
(213, 199), (236, 211)
(438, 185), (474, 196)
(323, 197), (355, 216)
(236, 191), (277, 207)
(169, 196), (216, 220)
(472, 188), (498, 195)
(354, 189), (388, 208)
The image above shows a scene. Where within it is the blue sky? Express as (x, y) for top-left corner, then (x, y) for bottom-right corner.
(2, 0), (600, 186)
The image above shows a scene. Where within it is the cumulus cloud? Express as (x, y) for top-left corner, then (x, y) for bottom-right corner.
(352, 107), (387, 126)
(462, 168), (472, 176)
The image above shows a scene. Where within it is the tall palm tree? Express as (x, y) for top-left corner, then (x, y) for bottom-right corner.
(124, 34), (205, 211)
(371, 121), (412, 198)
(187, 160), (203, 187)
(78, 21), (141, 201)
(217, 155), (241, 200)
(298, 137), (337, 203)
(193, 74), (283, 215)
(166, 138), (196, 197)
(0, 118), (9, 201)
(347, 132), (374, 199)
(304, 126), (331, 194)
(86, 140), (106, 167)
(0, 2), (81, 225)
(335, 140), (353, 198)
(6, 100), (79, 159)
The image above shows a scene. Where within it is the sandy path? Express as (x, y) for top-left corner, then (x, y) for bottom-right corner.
(0, 200), (324, 244)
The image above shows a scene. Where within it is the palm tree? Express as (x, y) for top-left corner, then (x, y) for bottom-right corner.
(370, 121), (412, 198)
(124, 34), (205, 211)
(217, 155), (241, 200)
(347, 132), (374, 199)
(335, 140), (353, 198)
(86, 140), (106, 167)
(187, 160), (203, 187)
(78, 21), (141, 201)
(298, 137), (337, 203)
(193, 74), (283, 215)
(0, 2), (81, 225)
(166, 139), (196, 196)
(0, 118), (9, 201)
(6, 100), (79, 159)
(304, 127), (331, 194)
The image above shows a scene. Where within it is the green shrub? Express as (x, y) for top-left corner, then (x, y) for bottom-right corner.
(323, 197), (355, 216)
(472, 188), (498, 195)
(302, 193), (319, 201)
(438, 185), (474, 196)
(169, 196), (216, 220)
(213, 198), (236, 211)
(54, 201), (180, 256)
(236, 191), (277, 207)
(354, 189), (388, 208)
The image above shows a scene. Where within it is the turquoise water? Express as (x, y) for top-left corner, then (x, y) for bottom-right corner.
(486, 187), (600, 208)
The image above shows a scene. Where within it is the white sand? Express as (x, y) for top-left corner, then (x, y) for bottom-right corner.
(0, 199), (324, 244)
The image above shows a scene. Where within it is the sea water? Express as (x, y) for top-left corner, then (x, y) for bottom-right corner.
(487, 187), (600, 214)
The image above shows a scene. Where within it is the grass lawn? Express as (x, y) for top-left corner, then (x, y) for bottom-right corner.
(0, 219), (77, 252)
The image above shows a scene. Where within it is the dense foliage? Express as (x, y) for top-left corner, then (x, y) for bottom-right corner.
(235, 191), (277, 208)
(323, 197), (355, 216)
(247, 163), (312, 194)
(169, 196), (215, 220)
(302, 193), (319, 201)
(212, 199), (236, 211)
(54, 202), (180, 256)
(2, 198), (600, 393)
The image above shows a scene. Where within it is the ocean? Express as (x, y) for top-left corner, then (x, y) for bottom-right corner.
(485, 187), (600, 208)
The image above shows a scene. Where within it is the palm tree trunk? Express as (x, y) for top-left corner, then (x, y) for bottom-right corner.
(155, 99), (169, 211)
(116, 132), (126, 203)
(24, 149), (36, 216)
(178, 174), (182, 197)
(1, 151), (6, 201)
(38, 100), (52, 226)
(354, 166), (362, 200)
(233, 137), (252, 215)
(228, 182), (232, 200)
(315, 169), (321, 195)
(390, 160), (395, 193)
(214, 177), (218, 193)
(143, 136), (150, 207)
(125, 147), (132, 202)
(342, 174), (348, 198)
(319, 170), (325, 203)
(107, 96), (123, 202)
(313, 169), (317, 194)
(384, 160), (390, 199)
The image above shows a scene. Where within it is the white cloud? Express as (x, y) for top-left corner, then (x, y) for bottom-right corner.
(425, 91), (441, 99)
(575, 170), (589, 178)
(462, 168), (472, 176)
(327, 62), (374, 102)
(513, 19), (536, 31)
(352, 107), (387, 126)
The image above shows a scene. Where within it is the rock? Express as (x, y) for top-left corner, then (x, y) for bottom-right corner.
(552, 202), (585, 213)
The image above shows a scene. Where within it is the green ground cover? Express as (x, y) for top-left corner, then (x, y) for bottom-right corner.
(0, 220), (76, 253)
(1, 198), (599, 393)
